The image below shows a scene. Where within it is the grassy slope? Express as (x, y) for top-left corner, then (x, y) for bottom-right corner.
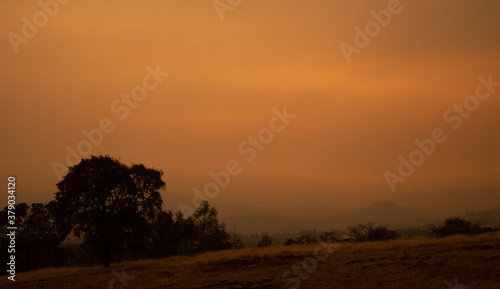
(1, 232), (500, 288)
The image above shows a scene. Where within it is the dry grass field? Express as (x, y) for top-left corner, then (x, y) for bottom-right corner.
(1, 232), (500, 288)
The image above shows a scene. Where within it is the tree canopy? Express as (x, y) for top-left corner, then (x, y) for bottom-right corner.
(347, 222), (398, 242)
(431, 217), (497, 238)
(0, 203), (71, 271)
(51, 155), (165, 267)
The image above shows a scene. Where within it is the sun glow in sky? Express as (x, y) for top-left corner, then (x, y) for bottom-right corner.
(1, 0), (499, 208)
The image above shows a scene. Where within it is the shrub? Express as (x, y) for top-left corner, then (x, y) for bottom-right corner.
(431, 217), (497, 238)
(257, 234), (273, 247)
(347, 222), (399, 242)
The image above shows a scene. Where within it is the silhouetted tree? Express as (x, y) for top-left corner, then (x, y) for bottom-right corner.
(228, 233), (244, 249)
(148, 210), (178, 257)
(297, 233), (315, 244)
(284, 230), (342, 246)
(193, 201), (231, 252)
(284, 238), (297, 246)
(347, 222), (374, 242)
(431, 217), (496, 238)
(148, 203), (234, 256)
(0, 203), (71, 272)
(319, 230), (343, 242)
(371, 225), (399, 241)
(347, 222), (398, 242)
(257, 234), (273, 247)
(175, 211), (197, 255)
(51, 155), (165, 267)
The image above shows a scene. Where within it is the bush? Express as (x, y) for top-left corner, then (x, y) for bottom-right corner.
(228, 233), (244, 249)
(347, 222), (399, 242)
(284, 238), (297, 246)
(431, 217), (497, 238)
(257, 234), (273, 247)
(283, 230), (342, 246)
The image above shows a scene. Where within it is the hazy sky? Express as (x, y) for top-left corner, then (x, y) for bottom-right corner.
(1, 0), (499, 209)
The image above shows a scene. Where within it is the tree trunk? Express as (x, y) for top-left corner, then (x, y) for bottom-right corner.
(103, 240), (110, 267)
(25, 242), (31, 271)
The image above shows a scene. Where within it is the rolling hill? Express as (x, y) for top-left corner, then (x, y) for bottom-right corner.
(221, 201), (427, 233)
(3, 232), (500, 288)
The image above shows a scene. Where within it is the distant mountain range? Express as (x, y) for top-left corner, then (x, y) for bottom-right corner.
(218, 201), (427, 233)
(161, 187), (499, 233)
(20, 186), (500, 234)
(390, 186), (500, 218)
(317, 201), (427, 229)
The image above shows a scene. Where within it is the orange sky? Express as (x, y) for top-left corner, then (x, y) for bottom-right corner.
(1, 0), (499, 209)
